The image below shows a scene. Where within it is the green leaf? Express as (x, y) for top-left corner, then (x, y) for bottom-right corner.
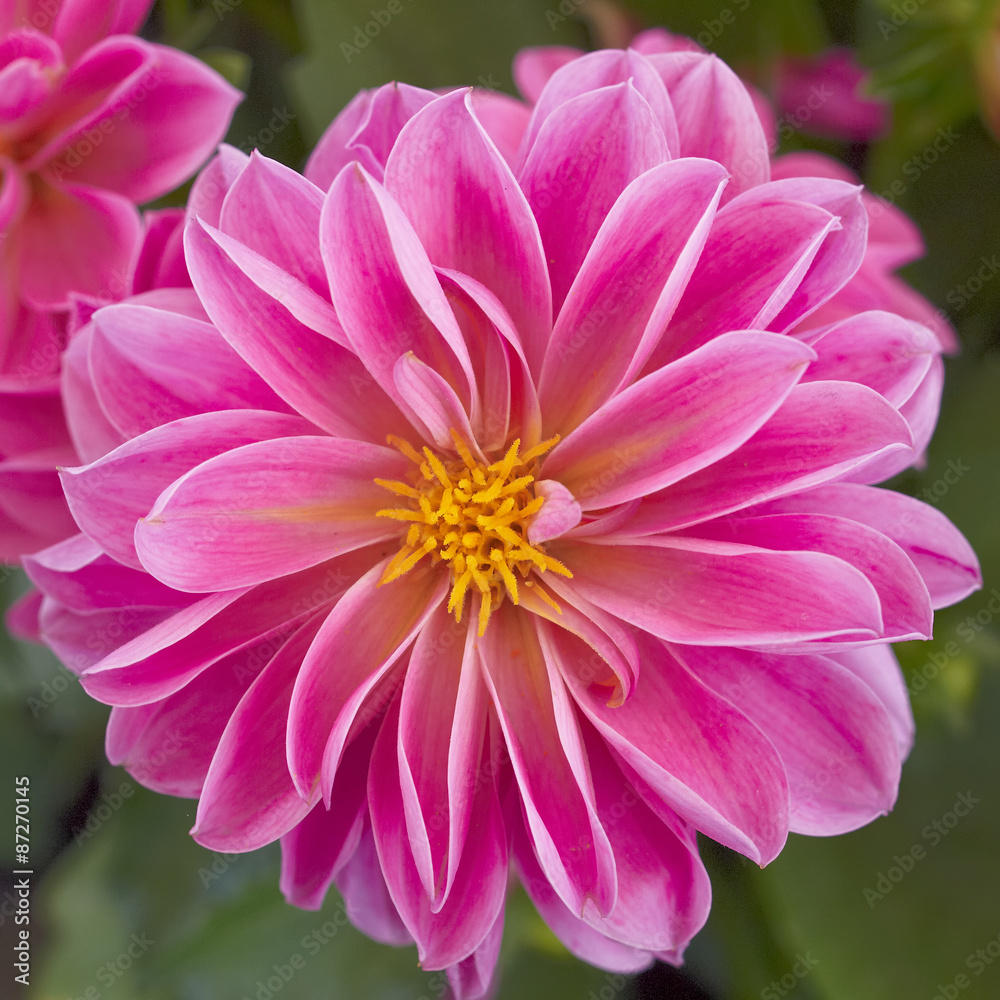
(198, 45), (254, 89)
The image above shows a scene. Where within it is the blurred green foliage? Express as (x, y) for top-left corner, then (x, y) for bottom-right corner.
(2, 0), (999, 998)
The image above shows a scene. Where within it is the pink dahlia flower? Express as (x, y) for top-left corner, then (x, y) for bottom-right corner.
(0, 0), (240, 373)
(774, 48), (888, 144)
(26, 54), (980, 998)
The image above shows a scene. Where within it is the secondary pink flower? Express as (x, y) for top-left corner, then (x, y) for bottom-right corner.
(26, 54), (979, 998)
(0, 0), (240, 373)
(775, 48), (888, 143)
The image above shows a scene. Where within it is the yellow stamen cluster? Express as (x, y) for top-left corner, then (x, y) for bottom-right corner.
(376, 431), (572, 636)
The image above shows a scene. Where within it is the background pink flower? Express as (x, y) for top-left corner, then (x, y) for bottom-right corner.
(775, 48), (889, 144)
(21, 48), (981, 1000)
(0, 0), (240, 375)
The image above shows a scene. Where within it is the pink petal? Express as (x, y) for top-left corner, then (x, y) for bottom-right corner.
(193, 613), (327, 851)
(0, 157), (27, 232)
(753, 483), (981, 609)
(286, 558), (447, 803)
(735, 176), (869, 332)
(39, 595), (174, 676)
(321, 163), (476, 433)
(104, 637), (267, 798)
(519, 582), (638, 707)
(511, 807), (655, 974)
(384, 89), (553, 377)
(677, 645), (901, 835)
(0, 225), (64, 378)
(187, 144), (249, 228)
(397, 607), (487, 908)
(799, 310), (935, 406)
(279, 720), (375, 909)
(646, 51), (769, 199)
(18, 181), (140, 308)
(645, 197), (839, 366)
(23, 533), (187, 610)
(0, 378), (78, 547)
(369, 696), (507, 969)
(189, 216), (343, 344)
(478, 601), (617, 917)
(87, 300), (291, 439)
(829, 645), (915, 758)
(219, 152), (328, 295)
(5, 588), (42, 642)
(469, 89), (529, 167)
(772, 152), (921, 265)
(335, 821), (413, 946)
(0, 461), (78, 555)
(892, 352), (943, 470)
(771, 149), (857, 184)
(135, 436), (406, 591)
(631, 28), (703, 55)
(51, 0), (153, 63)
(520, 81), (670, 313)
(81, 553), (372, 705)
(61, 410), (310, 569)
(552, 627), (789, 864)
(689, 512), (932, 644)
(0, 370), (71, 453)
(345, 81), (438, 180)
(625, 381), (913, 534)
(132, 207), (188, 292)
(393, 352), (480, 456)
(748, 82), (778, 151)
(39, 37), (240, 203)
(578, 726), (711, 954)
(512, 45), (583, 103)
(436, 268), (542, 453)
(61, 325), (125, 463)
(0, 31), (61, 124)
(527, 479), (581, 544)
(538, 157), (728, 435)
(543, 332), (813, 509)
(185, 217), (407, 443)
(445, 907), (504, 1000)
(775, 50), (887, 143)
(304, 89), (372, 190)
(548, 534), (883, 647)
(524, 49), (678, 163)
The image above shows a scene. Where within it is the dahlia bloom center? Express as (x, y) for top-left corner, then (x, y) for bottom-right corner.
(375, 430), (571, 634)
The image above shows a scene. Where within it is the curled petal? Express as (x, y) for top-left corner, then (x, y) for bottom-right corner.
(478, 601), (618, 917)
(385, 90), (552, 377)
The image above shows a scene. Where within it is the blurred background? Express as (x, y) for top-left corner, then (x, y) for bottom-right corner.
(2, 0), (1000, 997)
